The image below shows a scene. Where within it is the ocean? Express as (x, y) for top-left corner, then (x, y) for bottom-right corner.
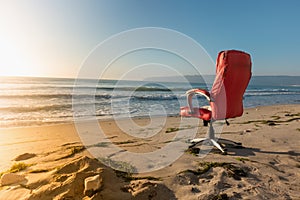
(0, 76), (299, 128)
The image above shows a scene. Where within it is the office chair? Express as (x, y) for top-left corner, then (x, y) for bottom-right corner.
(180, 50), (252, 154)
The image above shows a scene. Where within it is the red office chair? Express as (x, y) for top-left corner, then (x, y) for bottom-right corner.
(180, 50), (252, 154)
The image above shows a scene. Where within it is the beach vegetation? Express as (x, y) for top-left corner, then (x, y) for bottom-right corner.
(69, 145), (85, 155)
(254, 124), (261, 128)
(98, 157), (137, 173)
(163, 138), (184, 144)
(185, 147), (200, 156)
(165, 125), (198, 133)
(236, 157), (250, 162)
(90, 142), (110, 147)
(179, 162), (247, 180)
(61, 142), (80, 146)
(284, 113), (300, 117)
(211, 193), (229, 200)
(165, 127), (181, 133)
(241, 117), (300, 125)
(8, 162), (32, 173)
(115, 170), (161, 182)
(67, 145), (85, 156)
(0, 162), (33, 178)
(271, 115), (281, 120)
(114, 140), (136, 145)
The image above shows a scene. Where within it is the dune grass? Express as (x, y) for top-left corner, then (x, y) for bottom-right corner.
(235, 157), (250, 162)
(179, 162), (247, 180)
(165, 125), (195, 133)
(114, 140), (136, 145)
(98, 157), (137, 173)
(0, 162), (33, 178)
(241, 115), (300, 125)
(115, 170), (161, 182)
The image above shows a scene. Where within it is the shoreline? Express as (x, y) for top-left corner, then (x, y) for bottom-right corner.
(1, 103), (299, 130)
(0, 113), (181, 130)
(0, 104), (299, 199)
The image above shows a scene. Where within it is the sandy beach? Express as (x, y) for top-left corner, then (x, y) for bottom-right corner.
(0, 104), (299, 200)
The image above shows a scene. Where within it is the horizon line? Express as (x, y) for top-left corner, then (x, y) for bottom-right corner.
(1, 74), (300, 81)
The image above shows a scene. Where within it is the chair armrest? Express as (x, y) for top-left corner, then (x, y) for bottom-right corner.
(186, 89), (211, 113)
(186, 89), (211, 101)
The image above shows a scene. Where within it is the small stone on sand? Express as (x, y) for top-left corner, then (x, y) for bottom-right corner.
(84, 174), (103, 197)
(0, 173), (27, 186)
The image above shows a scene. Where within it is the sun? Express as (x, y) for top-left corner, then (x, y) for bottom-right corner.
(0, 37), (39, 77)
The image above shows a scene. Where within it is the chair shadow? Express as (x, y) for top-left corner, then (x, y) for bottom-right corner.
(226, 146), (300, 157)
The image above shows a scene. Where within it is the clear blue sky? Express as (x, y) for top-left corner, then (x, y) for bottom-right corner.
(1, 0), (300, 78)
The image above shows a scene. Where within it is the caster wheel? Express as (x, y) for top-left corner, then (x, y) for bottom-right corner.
(221, 149), (228, 155)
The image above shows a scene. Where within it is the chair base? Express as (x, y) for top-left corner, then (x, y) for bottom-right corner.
(189, 138), (243, 154)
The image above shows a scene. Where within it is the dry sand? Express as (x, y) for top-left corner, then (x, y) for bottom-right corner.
(0, 104), (299, 199)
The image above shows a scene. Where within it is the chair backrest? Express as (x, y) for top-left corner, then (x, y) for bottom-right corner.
(210, 50), (252, 120)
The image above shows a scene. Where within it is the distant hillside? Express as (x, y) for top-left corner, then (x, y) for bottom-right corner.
(144, 75), (215, 84)
(144, 75), (300, 86)
(249, 76), (300, 86)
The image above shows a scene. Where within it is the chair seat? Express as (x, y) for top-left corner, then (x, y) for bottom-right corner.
(179, 50), (251, 154)
(180, 106), (212, 121)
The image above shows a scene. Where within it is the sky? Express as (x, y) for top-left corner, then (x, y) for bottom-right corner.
(0, 0), (300, 79)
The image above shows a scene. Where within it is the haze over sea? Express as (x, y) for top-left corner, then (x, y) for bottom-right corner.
(0, 76), (299, 128)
